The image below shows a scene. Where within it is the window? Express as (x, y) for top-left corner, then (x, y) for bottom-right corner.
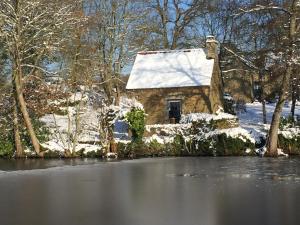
(168, 100), (181, 123)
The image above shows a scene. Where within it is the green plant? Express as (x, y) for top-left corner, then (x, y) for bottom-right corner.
(213, 133), (255, 156)
(21, 115), (50, 149)
(0, 139), (14, 158)
(224, 99), (236, 115)
(0, 127), (14, 158)
(278, 134), (300, 155)
(116, 141), (149, 158)
(125, 108), (146, 142)
(279, 115), (295, 130)
(44, 150), (63, 158)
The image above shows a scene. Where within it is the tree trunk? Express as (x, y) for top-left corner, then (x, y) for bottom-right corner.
(259, 71), (267, 124)
(115, 84), (120, 106)
(266, 66), (292, 156)
(266, 0), (298, 156)
(14, 71), (42, 156)
(262, 100), (267, 124)
(12, 0), (41, 156)
(291, 86), (296, 120)
(13, 96), (24, 158)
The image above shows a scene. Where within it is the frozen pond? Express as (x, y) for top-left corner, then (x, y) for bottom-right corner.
(0, 157), (300, 225)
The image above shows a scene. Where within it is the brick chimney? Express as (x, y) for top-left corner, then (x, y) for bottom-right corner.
(206, 36), (218, 59)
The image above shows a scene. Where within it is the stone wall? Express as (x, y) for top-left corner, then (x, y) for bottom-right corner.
(126, 86), (211, 124)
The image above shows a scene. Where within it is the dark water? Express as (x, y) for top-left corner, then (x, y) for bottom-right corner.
(0, 157), (300, 225)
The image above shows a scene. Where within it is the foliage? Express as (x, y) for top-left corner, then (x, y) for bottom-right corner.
(279, 115), (295, 130)
(125, 108), (146, 142)
(278, 134), (300, 155)
(85, 150), (104, 158)
(166, 135), (185, 156)
(44, 150), (63, 158)
(0, 90), (14, 158)
(213, 134), (255, 156)
(180, 133), (254, 156)
(116, 131), (255, 158)
(0, 138), (14, 158)
(223, 98), (236, 115)
(21, 116), (50, 150)
(23, 78), (70, 117)
(117, 141), (149, 158)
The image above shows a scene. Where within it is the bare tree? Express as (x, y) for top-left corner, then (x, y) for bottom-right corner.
(233, 0), (300, 156)
(267, 0), (300, 156)
(0, 0), (82, 156)
(85, 0), (139, 105)
(135, 0), (211, 50)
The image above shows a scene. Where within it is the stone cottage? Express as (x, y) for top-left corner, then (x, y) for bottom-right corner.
(126, 36), (223, 124)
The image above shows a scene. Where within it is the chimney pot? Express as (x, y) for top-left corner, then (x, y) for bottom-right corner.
(206, 36), (218, 59)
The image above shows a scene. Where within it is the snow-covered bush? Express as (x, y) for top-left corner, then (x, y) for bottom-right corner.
(277, 116), (300, 155)
(213, 133), (255, 156)
(181, 112), (239, 129)
(186, 124), (255, 156)
(278, 127), (300, 155)
(223, 94), (236, 115)
(279, 115), (295, 130)
(278, 134), (300, 155)
(116, 135), (184, 158)
(141, 114), (254, 157)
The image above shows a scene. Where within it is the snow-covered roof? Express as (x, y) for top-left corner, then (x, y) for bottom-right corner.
(126, 48), (214, 89)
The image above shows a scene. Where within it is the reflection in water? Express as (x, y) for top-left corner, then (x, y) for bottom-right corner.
(0, 157), (300, 225)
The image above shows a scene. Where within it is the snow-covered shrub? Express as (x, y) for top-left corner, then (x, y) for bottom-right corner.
(278, 127), (300, 155)
(277, 116), (300, 155)
(213, 133), (255, 156)
(125, 108), (146, 142)
(279, 115), (295, 130)
(116, 135), (185, 158)
(184, 123), (255, 156)
(223, 94), (235, 115)
(142, 112), (254, 156)
(278, 134), (300, 155)
(181, 112), (239, 129)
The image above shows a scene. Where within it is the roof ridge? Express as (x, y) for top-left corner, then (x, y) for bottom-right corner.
(137, 48), (204, 55)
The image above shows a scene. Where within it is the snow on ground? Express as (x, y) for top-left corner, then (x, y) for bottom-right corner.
(40, 96), (140, 153)
(40, 91), (300, 153)
(237, 100), (300, 142)
(145, 101), (300, 146)
(40, 105), (102, 153)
